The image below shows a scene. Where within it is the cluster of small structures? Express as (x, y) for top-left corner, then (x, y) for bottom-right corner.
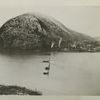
(50, 38), (100, 52)
(62, 40), (100, 52)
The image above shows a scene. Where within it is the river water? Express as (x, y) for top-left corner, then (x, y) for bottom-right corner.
(0, 51), (100, 95)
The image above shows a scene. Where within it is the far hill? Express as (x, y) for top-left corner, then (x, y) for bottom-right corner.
(0, 13), (100, 52)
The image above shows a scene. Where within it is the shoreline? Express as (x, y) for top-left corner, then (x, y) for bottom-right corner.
(0, 84), (42, 95)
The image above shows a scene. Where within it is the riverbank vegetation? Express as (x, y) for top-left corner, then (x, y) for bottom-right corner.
(0, 85), (42, 95)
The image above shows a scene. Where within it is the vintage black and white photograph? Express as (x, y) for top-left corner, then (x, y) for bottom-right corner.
(0, 0), (100, 96)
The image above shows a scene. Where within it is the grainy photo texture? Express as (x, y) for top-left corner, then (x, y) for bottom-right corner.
(0, 6), (99, 96)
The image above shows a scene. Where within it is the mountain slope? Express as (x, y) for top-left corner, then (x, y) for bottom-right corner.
(0, 13), (99, 51)
(95, 37), (100, 41)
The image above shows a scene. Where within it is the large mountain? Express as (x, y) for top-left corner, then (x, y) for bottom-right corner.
(0, 13), (99, 51)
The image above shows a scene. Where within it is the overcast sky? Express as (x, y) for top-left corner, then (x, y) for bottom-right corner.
(0, 0), (100, 37)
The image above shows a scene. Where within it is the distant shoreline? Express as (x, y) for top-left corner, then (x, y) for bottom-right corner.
(0, 48), (100, 55)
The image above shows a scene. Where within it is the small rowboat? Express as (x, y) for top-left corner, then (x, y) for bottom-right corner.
(45, 67), (50, 70)
(43, 60), (50, 63)
(43, 72), (49, 75)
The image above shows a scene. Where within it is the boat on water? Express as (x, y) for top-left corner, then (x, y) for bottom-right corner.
(43, 60), (50, 63)
(43, 58), (50, 76)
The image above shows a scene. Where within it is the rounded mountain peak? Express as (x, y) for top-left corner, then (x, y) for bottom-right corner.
(0, 13), (97, 51)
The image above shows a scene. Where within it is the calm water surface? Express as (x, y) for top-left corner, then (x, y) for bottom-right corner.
(0, 52), (100, 95)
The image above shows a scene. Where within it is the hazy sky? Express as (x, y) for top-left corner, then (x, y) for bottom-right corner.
(0, 1), (100, 37)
